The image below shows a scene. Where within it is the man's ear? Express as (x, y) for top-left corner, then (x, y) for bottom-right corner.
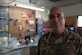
(64, 16), (66, 23)
(64, 16), (66, 21)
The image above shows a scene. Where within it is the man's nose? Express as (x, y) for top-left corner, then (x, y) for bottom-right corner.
(53, 16), (58, 22)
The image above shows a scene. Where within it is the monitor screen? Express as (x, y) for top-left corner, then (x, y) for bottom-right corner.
(70, 26), (74, 31)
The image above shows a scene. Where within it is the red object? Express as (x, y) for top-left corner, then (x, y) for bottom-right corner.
(28, 12), (32, 18)
(43, 21), (51, 33)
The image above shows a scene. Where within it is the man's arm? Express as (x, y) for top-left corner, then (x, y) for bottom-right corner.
(79, 38), (82, 55)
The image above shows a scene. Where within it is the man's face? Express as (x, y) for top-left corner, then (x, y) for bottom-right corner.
(49, 8), (65, 31)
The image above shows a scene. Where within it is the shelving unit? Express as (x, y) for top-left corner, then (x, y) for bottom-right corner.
(0, 6), (9, 37)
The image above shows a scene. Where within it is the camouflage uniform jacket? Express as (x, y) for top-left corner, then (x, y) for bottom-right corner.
(38, 28), (82, 55)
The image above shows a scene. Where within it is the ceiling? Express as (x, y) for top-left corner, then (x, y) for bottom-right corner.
(0, 0), (82, 9)
(35, 0), (82, 8)
(49, 0), (62, 2)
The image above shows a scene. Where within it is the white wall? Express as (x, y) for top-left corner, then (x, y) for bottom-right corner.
(36, 3), (82, 21)
(35, 8), (49, 21)
(61, 3), (82, 17)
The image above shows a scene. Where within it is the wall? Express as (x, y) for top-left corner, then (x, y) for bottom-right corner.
(35, 3), (82, 36)
(35, 8), (49, 21)
(61, 3), (82, 17)
(9, 6), (36, 39)
(62, 3), (82, 36)
(36, 3), (82, 21)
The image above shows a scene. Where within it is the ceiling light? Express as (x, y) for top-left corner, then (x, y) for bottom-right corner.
(16, 3), (45, 11)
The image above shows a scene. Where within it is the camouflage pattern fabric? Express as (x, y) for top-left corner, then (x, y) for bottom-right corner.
(38, 28), (82, 55)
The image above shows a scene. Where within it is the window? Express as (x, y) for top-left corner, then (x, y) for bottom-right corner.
(77, 16), (82, 27)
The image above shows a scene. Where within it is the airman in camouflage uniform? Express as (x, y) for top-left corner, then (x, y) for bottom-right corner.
(38, 7), (82, 55)
(38, 28), (82, 55)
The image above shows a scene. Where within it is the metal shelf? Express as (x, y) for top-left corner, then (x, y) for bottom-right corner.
(0, 6), (9, 37)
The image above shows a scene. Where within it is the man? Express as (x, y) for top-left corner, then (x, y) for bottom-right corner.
(38, 7), (82, 55)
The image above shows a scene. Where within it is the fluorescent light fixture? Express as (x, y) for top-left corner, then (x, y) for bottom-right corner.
(16, 4), (45, 11)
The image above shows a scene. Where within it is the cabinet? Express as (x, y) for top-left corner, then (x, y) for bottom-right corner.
(0, 6), (9, 37)
(30, 46), (38, 55)
(1, 50), (21, 55)
(0, 46), (38, 55)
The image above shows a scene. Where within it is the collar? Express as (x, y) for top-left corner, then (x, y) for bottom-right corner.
(48, 28), (69, 43)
